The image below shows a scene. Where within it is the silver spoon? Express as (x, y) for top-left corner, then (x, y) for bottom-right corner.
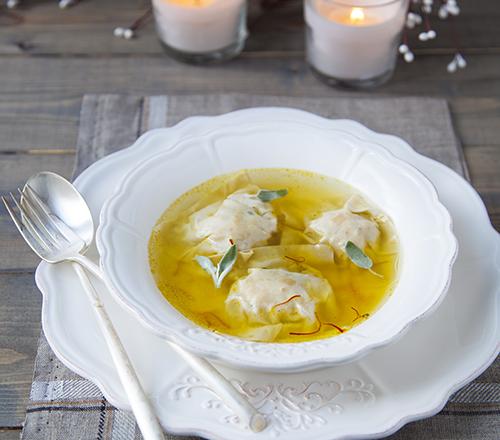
(3, 171), (266, 434)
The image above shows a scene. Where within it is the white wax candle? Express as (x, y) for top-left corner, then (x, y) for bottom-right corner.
(152, 0), (247, 53)
(305, 0), (408, 81)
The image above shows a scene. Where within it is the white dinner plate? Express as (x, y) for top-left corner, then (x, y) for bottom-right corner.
(35, 117), (499, 439)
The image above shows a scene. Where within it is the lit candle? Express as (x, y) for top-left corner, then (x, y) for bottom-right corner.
(152, 0), (247, 62)
(305, 0), (409, 87)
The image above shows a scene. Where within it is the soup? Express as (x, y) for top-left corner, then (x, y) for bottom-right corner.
(149, 168), (399, 343)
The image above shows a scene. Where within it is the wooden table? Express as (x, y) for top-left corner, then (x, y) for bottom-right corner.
(0, 1), (498, 438)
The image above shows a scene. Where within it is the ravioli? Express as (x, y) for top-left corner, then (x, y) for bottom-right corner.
(187, 188), (277, 254)
(226, 268), (333, 326)
(308, 196), (379, 253)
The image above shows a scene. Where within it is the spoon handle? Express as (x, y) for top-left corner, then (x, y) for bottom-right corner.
(167, 342), (267, 433)
(72, 262), (165, 440)
(70, 254), (103, 279)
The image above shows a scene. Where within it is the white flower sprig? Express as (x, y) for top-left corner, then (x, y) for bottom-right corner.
(5, 0), (78, 8)
(418, 0), (437, 42)
(58, 0), (77, 9)
(113, 8), (153, 40)
(447, 52), (467, 73)
(438, 0), (460, 19)
(400, 0), (466, 73)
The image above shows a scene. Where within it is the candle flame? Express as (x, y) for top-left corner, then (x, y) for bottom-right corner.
(350, 7), (365, 23)
(167, 0), (214, 6)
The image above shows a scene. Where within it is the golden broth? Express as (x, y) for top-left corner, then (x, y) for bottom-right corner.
(149, 168), (399, 343)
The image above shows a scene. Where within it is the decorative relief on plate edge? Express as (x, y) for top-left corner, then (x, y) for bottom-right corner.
(169, 375), (376, 436)
(184, 327), (366, 357)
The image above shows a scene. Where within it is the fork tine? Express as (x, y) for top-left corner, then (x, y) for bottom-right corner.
(9, 191), (54, 251)
(19, 188), (61, 244)
(2, 193), (48, 256)
(2, 195), (24, 235)
(24, 185), (70, 244)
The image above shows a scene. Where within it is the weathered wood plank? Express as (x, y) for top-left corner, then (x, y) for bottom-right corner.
(0, 154), (74, 195)
(0, 55), (499, 100)
(0, 0), (499, 56)
(0, 96), (81, 153)
(466, 146), (500, 190)
(451, 97), (500, 147)
(0, 154), (75, 270)
(0, 430), (21, 440)
(464, 145), (500, 229)
(0, 273), (41, 428)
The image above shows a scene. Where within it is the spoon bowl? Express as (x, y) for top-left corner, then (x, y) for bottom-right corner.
(26, 171), (94, 253)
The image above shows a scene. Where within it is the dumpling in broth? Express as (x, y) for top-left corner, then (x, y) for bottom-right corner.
(226, 268), (333, 326)
(308, 195), (379, 253)
(186, 187), (278, 254)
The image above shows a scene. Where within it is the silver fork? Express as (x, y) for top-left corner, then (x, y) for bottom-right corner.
(2, 186), (102, 278)
(2, 185), (166, 440)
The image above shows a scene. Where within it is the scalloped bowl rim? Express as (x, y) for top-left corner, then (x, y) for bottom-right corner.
(96, 108), (458, 372)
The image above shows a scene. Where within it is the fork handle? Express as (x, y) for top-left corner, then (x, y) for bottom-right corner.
(71, 262), (165, 440)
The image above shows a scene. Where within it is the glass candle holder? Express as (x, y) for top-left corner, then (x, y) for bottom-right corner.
(152, 0), (247, 64)
(305, 0), (409, 88)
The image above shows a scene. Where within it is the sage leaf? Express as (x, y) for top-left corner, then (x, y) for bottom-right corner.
(257, 189), (288, 202)
(345, 241), (373, 269)
(195, 256), (217, 284)
(215, 243), (238, 288)
(196, 243), (238, 288)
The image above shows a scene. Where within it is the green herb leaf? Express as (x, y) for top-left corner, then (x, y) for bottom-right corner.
(195, 256), (217, 284)
(215, 243), (238, 288)
(257, 189), (288, 202)
(196, 243), (238, 289)
(345, 241), (373, 269)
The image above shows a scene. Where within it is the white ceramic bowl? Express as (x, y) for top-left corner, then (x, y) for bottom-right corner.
(97, 108), (457, 372)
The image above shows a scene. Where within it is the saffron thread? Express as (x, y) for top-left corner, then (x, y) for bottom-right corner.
(289, 313), (345, 336)
(323, 322), (345, 333)
(272, 294), (302, 310)
(351, 306), (370, 323)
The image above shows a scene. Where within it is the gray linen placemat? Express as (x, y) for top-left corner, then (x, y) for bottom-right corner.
(22, 94), (498, 440)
